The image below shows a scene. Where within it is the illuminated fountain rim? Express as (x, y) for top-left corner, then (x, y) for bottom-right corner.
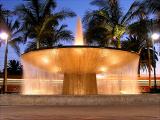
(22, 45), (139, 55)
(21, 45), (139, 74)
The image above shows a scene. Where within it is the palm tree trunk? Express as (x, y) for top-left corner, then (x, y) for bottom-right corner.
(36, 39), (40, 49)
(117, 37), (121, 48)
(138, 62), (141, 77)
(146, 39), (152, 90)
(3, 40), (8, 93)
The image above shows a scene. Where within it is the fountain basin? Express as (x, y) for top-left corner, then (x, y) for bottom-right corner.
(22, 46), (139, 73)
(21, 46), (139, 95)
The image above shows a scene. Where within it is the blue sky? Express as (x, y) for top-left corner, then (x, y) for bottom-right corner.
(0, 0), (159, 75)
(0, 0), (134, 34)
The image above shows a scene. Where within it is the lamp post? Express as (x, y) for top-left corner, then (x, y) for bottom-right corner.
(0, 32), (9, 94)
(151, 33), (159, 91)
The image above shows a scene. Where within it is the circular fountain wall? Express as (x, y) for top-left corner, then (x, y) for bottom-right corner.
(21, 46), (140, 95)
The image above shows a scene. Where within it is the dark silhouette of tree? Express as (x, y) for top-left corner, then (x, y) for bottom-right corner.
(7, 60), (22, 75)
(141, 0), (160, 45)
(16, 0), (76, 50)
(121, 35), (158, 76)
(24, 24), (74, 52)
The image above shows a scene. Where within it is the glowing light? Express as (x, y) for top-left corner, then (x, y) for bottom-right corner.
(151, 33), (160, 40)
(0, 32), (8, 40)
(42, 57), (49, 64)
(99, 67), (107, 72)
(113, 36), (116, 40)
(120, 91), (127, 94)
(96, 74), (107, 79)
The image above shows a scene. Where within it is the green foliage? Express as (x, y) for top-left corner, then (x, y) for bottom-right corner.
(7, 20), (23, 55)
(83, 0), (142, 48)
(16, 0), (76, 50)
(121, 35), (145, 52)
(25, 24), (74, 52)
(0, 5), (23, 56)
(121, 35), (158, 73)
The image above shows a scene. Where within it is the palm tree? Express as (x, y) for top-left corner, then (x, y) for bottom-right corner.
(126, 15), (154, 87)
(7, 60), (22, 75)
(83, 0), (144, 48)
(16, 0), (76, 49)
(0, 7), (23, 93)
(121, 35), (158, 76)
(41, 24), (74, 47)
(25, 24), (74, 52)
(1, 19), (22, 54)
(141, 0), (160, 47)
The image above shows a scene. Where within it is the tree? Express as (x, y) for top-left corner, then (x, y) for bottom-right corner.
(25, 24), (74, 52)
(141, 0), (160, 47)
(83, 0), (144, 48)
(121, 35), (158, 76)
(7, 60), (22, 75)
(0, 19), (22, 55)
(16, 0), (76, 50)
(0, 5), (23, 93)
(125, 16), (152, 86)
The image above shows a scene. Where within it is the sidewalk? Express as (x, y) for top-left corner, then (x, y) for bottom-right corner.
(0, 105), (160, 120)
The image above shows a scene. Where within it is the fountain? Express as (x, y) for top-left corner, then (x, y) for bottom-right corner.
(21, 18), (140, 95)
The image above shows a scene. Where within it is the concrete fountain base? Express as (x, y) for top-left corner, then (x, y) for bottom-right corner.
(0, 94), (159, 106)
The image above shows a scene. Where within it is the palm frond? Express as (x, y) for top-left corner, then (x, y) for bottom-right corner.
(9, 40), (21, 56)
(54, 8), (76, 20)
(108, 0), (122, 24)
(55, 24), (74, 41)
(121, 35), (146, 52)
(144, 0), (160, 14)
(16, 4), (37, 24)
(16, 0), (76, 49)
(42, 0), (56, 17)
(121, 1), (141, 24)
(25, 41), (36, 52)
(11, 20), (20, 32)
(91, 0), (108, 8)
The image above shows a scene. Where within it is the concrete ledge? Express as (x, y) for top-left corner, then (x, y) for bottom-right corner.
(0, 94), (160, 106)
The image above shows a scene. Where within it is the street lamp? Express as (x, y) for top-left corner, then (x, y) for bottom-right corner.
(0, 32), (9, 94)
(151, 33), (159, 91)
(151, 33), (159, 40)
(0, 32), (8, 42)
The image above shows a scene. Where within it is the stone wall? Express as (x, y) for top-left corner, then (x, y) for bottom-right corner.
(0, 94), (160, 106)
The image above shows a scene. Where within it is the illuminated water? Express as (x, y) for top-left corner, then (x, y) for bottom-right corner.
(21, 18), (140, 95)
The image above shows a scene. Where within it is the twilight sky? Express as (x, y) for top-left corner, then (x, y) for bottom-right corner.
(0, 0), (134, 34)
(0, 0), (159, 75)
